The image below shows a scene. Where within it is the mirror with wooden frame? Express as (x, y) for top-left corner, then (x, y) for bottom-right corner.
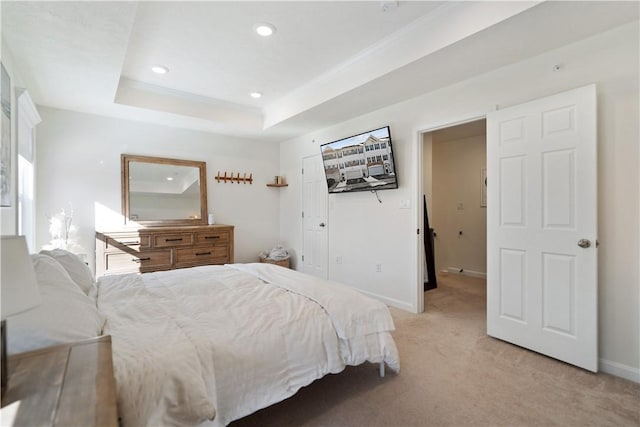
(121, 154), (208, 226)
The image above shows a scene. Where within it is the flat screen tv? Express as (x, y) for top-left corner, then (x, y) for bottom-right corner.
(320, 126), (398, 193)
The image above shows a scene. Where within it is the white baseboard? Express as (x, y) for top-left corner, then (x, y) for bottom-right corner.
(599, 358), (640, 383)
(356, 288), (414, 312)
(447, 267), (487, 279)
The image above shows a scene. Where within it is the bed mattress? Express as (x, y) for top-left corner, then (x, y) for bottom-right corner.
(97, 263), (399, 426)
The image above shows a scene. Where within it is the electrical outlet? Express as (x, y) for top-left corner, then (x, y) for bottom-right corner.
(376, 263), (382, 273)
(456, 201), (464, 210)
(400, 199), (411, 209)
(336, 256), (342, 264)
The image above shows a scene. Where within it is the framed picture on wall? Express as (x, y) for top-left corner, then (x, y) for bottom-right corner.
(1, 63), (11, 207)
(481, 167), (487, 207)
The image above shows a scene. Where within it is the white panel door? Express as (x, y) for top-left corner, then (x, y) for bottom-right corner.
(487, 85), (598, 372)
(302, 155), (328, 279)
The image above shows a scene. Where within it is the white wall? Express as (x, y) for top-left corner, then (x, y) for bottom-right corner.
(35, 107), (281, 272)
(279, 22), (639, 379)
(432, 134), (487, 275)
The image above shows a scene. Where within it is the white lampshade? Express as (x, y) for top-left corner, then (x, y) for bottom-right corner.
(1, 236), (41, 320)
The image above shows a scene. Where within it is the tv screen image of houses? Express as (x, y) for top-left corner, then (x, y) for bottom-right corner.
(320, 126), (398, 193)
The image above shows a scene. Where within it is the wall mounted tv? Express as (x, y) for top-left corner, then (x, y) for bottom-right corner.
(320, 126), (398, 194)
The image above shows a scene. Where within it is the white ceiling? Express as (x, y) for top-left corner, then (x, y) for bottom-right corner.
(123, 2), (441, 107)
(2, 1), (638, 142)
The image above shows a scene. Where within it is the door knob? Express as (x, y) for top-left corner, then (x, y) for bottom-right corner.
(319, 222), (326, 227)
(577, 239), (591, 248)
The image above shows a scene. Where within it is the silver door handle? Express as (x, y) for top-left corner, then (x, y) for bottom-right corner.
(577, 239), (591, 248)
(319, 222), (325, 227)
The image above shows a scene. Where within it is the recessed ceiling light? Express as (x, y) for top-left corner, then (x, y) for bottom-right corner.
(151, 65), (169, 74)
(250, 92), (262, 99)
(254, 23), (276, 37)
(166, 177), (174, 181)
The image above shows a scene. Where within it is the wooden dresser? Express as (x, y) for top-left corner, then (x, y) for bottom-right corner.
(96, 224), (234, 276)
(1, 335), (118, 426)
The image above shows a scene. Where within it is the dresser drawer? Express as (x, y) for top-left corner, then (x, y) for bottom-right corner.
(195, 230), (229, 245)
(175, 246), (229, 266)
(153, 233), (194, 248)
(106, 234), (151, 250)
(104, 250), (172, 274)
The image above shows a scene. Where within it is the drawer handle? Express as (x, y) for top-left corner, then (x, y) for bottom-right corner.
(132, 257), (151, 263)
(195, 252), (212, 256)
(165, 238), (183, 242)
(204, 236), (220, 239)
(121, 241), (140, 245)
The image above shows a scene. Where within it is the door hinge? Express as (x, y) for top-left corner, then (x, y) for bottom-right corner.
(302, 211), (304, 218)
(302, 255), (305, 261)
(417, 228), (420, 235)
(302, 167), (304, 174)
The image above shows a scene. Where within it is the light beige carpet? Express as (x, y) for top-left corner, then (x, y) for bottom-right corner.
(231, 273), (640, 426)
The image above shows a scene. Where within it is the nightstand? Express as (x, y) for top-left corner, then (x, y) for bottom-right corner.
(1, 335), (118, 426)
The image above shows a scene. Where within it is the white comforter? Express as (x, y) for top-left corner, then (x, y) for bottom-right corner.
(98, 264), (399, 427)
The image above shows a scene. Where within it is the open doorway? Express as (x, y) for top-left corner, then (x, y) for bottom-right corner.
(422, 119), (487, 296)
(415, 86), (598, 370)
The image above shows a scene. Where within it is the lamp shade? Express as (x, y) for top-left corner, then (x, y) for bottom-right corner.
(1, 236), (41, 320)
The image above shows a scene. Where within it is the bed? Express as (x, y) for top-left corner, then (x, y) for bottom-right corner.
(8, 250), (399, 427)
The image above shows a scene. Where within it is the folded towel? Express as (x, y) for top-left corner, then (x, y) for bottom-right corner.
(268, 245), (289, 261)
(259, 245), (290, 261)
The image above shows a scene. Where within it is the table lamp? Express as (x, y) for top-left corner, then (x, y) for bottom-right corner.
(1, 236), (41, 398)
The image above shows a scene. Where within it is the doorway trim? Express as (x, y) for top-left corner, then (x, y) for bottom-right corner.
(412, 109), (494, 313)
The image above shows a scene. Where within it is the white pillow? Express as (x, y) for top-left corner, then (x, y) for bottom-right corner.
(6, 255), (105, 355)
(39, 249), (95, 296)
(30, 254), (86, 294)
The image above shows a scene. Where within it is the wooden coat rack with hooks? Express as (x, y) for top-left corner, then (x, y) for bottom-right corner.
(215, 171), (253, 184)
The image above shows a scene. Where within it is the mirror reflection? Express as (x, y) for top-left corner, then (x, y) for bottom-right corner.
(122, 155), (208, 226)
(129, 162), (201, 220)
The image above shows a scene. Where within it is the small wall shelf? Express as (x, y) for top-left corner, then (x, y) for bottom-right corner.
(266, 183), (288, 188)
